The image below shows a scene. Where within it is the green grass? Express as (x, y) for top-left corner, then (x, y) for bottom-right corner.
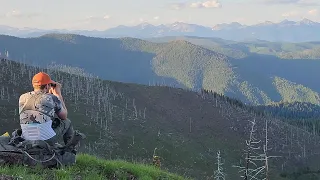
(0, 154), (188, 180)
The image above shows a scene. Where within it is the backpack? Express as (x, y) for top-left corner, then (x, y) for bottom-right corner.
(0, 129), (83, 168)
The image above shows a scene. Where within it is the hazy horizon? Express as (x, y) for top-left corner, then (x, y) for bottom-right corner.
(0, 0), (319, 30)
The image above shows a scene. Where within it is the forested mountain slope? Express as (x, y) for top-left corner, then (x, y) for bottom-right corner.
(1, 58), (320, 179)
(0, 34), (319, 106)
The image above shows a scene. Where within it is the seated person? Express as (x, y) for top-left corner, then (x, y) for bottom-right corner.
(18, 72), (80, 152)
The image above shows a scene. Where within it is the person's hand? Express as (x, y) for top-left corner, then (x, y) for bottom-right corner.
(50, 82), (62, 96)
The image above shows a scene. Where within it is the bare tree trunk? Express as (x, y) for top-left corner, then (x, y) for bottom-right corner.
(214, 150), (226, 180)
(265, 118), (269, 180)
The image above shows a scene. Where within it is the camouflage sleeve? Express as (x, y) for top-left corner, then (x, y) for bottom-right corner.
(18, 94), (26, 113)
(51, 95), (63, 113)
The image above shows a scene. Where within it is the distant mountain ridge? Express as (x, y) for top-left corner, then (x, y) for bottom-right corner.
(1, 18), (320, 42)
(0, 34), (319, 106)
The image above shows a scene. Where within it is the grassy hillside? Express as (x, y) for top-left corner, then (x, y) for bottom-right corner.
(0, 153), (186, 180)
(1, 58), (320, 179)
(0, 34), (319, 107)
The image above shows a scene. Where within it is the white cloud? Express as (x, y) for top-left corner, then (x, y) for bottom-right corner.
(103, 15), (110, 19)
(6, 10), (21, 17)
(280, 9), (319, 19)
(308, 9), (318, 15)
(235, 17), (246, 23)
(170, 0), (221, 10)
(264, 0), (298, 3)
(85, 14), (111, 21)
(190, 1), (222, 8)
(262, 0), (320, 6)
(4, 10), (40, 18)
(297, 0), (320, 6)
(127, 16), (160, 25)
(79, 14), (111, 26)
(170, 3), (186, 10)
(282, 11), (300, 17)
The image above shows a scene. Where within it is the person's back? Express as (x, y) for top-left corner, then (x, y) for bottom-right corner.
(19, 90), (61, 140)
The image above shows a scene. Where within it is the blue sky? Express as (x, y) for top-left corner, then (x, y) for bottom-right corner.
(0, 0), (319, 30)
